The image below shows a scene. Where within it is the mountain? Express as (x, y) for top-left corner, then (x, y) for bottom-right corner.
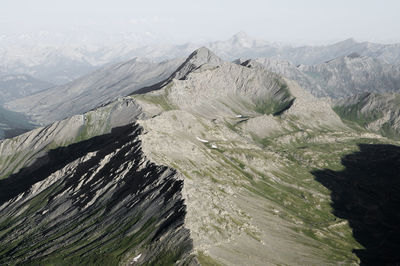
(256, 54), (400, 98)
(0, 74), (53, 103)
(0, 98), (196, 265)
(5, 57), (184, 125)
(334, 92), (400, 139)
(4, 47), (400, 265)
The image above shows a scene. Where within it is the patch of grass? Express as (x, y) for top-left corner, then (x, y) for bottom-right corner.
(136, 90), (177, 111)
(145, 248), (185, 266)
(253, 79), (294, 116)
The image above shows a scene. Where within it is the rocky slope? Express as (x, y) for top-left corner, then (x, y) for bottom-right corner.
(1, 47), (399, 265)
(5, 57), (184, 125)
(130, 48), (399, 265)
(0, 97), (143, 179)
(256, 54), (400, 98)
(0, 98), (197, 265)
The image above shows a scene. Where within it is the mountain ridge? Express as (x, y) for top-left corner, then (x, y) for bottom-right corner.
(1, 44), (399, 264)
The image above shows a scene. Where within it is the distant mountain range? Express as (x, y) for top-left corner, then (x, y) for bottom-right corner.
(1, 32), (400, 85)
(1, 33), (400, 142)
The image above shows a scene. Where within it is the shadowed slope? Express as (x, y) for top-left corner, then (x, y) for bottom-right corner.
(313, 144), (400, 265)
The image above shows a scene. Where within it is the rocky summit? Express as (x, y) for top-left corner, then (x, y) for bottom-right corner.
(0, 46), (400, 266)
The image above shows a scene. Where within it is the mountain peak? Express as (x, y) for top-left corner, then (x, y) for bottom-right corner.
(187, 47), (222, 64)
(335, 38), (357, 46)
(132, 48), (223, 94)
(239, 59), (264, 69)
(232, 31), (250, 40)
(230, 32), (255, 48)
(170, 47), (224, 80)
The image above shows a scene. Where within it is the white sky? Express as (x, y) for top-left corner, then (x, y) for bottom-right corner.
(1, 0), (400, 45)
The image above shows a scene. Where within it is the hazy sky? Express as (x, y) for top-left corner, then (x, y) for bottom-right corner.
(1, 0), (400, 45)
